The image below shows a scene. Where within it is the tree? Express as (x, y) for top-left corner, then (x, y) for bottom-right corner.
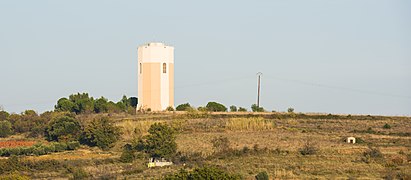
(129, 97), (138, 108)
(176, 103), (192, 111)
(94, 97), (108, 113)
(287, 107), (294, 113)
(229, 105), (237, 112)
(206, 102), (227, 112)
(0, 121), (13, 137)
(137, 123), (177, 158)
(82, 117), (121, 150)
(251, 104), (264, 112)
(45, 116), (82, 142)
(0, 111), (10, 121)
(68, 93), (94, 114)
(55, 98), (77, 112)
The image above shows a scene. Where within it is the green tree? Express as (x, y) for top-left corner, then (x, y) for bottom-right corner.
(206, 102), (227, 112)
(55, 98), (77, 112)
(229, 105), (237, 112)
(287, 107), (294, 113)
(68, 93), (94, 114)
(138, 123), (177, 158)
(176, 103), (192, 111)
(82, 117), (121, 150)
(0, 121), (13, 137)
(0, 111), (10, 121)
(129, 97), (138, 108)
(45, 116), (82, 142)
(251, 104), (264, 112)
(94, 97), (108, 113)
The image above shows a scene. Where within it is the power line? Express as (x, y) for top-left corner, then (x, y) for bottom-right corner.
(264, 75), (411, 99)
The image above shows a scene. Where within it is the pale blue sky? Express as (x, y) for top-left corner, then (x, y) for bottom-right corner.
(0, 0), (410, 115)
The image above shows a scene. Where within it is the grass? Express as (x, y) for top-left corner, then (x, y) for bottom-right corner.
(1, 112), (410, 179)
(225, 117), (275, 131)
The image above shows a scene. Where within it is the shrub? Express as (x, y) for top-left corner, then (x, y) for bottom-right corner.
(82, 117), (121, 150)
(229, 105), (237, 112)
(68, 167), (89, 180)
(137, 123), (177, 158)
(0, 111), (9, 121)
(251, 104), (264, 112)
(66, 141), (80, 150)
(362, 147), (384, 163)
(299, 140), (317, 155)
(206, 102), (227, 112)
(0, 172), (30, 180)
(383, 123), (391, 129)
(166, 106), (175, 111)
(120, 144), (135, 163)
(211, 136), (230, 153)
(165, 166), (241, 180)
(255, 171), (269, 180)
(45, 116), (82, 142)
(176, 103), (192, 111)
(0, 121), (13, 137)
(238, 107), (247, 112)
(287, 107), (294, 113)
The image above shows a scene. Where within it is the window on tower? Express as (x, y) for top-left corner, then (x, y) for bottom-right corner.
(163, 63), (167, 73)
(140, 63), (142, 74)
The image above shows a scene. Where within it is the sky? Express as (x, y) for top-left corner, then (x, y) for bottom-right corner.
(0, 0), (410, 116)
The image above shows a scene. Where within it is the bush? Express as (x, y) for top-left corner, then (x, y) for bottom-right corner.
(165, 166), (241, 180)
(238, 107), (247, 112)
(229, 106), (237, 112)
(0, 121), (13, 137)
(0, 141), (79, 157)
(383, 123), (391, 129)
(211, 136), (230, 153)
(82, 117), (121, 150)
(0, 172), (30, 180)
(119, 144), (135, 163)
(255, 171), (269, 180)
(362, 147), (384, 163)
(0, 111), (9, 121)
(206, 102), (227, 112)
(251, 104), (264, 112)
(287, 107), (294, 113)
(137, 123), (177, 158)
(166, 106), (175, 111)
(67, 141), (80, 150)
(176, 103), (192, 111)
(299, 140), (317, 155)
(45, 116), (82, 142)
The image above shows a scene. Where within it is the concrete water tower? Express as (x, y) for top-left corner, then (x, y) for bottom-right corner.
(137, 42), (174, 111)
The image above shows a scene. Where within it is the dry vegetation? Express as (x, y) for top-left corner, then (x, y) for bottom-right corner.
(1, 112), (410, 179)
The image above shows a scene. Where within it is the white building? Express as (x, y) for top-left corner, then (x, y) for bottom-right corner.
(137, 42), (174, 111)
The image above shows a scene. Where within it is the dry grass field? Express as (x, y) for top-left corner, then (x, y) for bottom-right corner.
(1, 112), (410, 179)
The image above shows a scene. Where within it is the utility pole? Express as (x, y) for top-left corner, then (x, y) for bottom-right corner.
(256, 72), (263, 108)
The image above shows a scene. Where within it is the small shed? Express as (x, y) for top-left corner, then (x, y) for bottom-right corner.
(346, 137), (356, 144)
(147, 158), (173, 168)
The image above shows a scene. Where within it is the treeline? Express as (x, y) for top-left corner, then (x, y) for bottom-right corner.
(55, 93), (137, 114)
(174, 102), (266, 112)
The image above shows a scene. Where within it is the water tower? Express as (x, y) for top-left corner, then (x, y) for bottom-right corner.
(137, 42), (174, 111)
